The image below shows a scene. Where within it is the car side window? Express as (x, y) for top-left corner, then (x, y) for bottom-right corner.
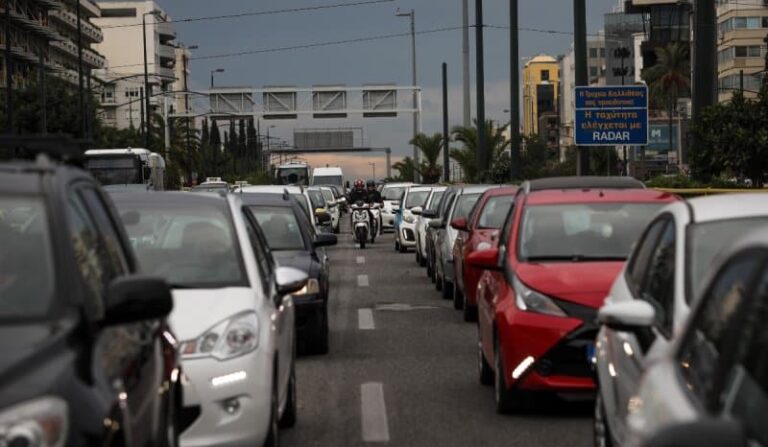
(80, 188), (130, 275)
(638, 220), (675, 336)
(242, 209), (273, 293)
(626, 218), (667, 293)
(678, 254), (761, 409)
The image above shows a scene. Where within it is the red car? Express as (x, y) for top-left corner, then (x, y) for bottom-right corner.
(451, 187), (518, 322)
(470, 177), (678, 413)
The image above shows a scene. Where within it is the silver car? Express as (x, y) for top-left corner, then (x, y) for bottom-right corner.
(414, 186), (447, 267)
(600, 228), (768, 447)
(594, 194), (768, 447)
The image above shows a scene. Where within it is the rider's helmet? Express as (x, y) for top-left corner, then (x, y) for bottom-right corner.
(354, 178), (365, 190)
(366, 180), (376, 189)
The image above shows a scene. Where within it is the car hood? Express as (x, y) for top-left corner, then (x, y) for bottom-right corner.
(0, 320), (77, 384)
(272, 250), (319, 277)
(516, 261), (624, 308)
(170, 288), (259, 341)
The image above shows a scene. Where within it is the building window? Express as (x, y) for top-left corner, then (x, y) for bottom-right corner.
(590, 66), (598, 77)
(125, 87), (143, 98)
(101, 8), (137, 18)
(541, 69), (550, 81)
(101, 87), (115, 104)
(718, 45), (766, 64)
(600, 47), (606, 58)
(589, 48), (598, 58)
(104, 109), (117, 120)
(719, 73), (762, 92)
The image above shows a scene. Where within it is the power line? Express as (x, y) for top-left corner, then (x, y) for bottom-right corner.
(100, 0), (395, 29)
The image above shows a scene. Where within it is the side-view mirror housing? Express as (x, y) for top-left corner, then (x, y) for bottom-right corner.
(327, 200), (337, 207)
(105, 276), (173, 326)
(428, 219), (444, 229)
(466, 248), (502, 271)
(598, 300), (656, 331)
(337, 197), (347, 204)
(411, 206), (423, 216)
(315, 210), (332, 224)
(642, 420), (747, 447)
(314, 233), (338, 247)
(451, 217), (469, 231)
(422, 209), (438, 218)
(275, 267), (308, 296)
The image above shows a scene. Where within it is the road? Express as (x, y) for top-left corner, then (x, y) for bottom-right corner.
(283, 222), (593, 446)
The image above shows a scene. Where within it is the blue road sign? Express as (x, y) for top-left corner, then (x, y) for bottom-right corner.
(575, 86), (648, 146)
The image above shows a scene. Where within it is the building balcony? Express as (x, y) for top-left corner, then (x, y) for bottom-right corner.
(62, 0), (99, 18)
(158, 43), (175, 63)
(49, 9), (103, 43)
(50, 40), (106, 68)
(157, 20), (176, 41)
(2, 6), (62, 41)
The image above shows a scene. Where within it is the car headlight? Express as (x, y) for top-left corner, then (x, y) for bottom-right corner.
(180, 312), (260, 360)
(404, 214), (415, 224)
(293, 278), (320, 296)
(512, 276), (567, 317)
(0, 397), (68, 447)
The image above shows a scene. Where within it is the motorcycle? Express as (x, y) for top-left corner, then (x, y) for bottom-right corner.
(351, 202), (371, 249)
(369, 203), (381, 243)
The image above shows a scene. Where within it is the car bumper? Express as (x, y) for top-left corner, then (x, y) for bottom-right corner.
(399, 222), (417, 247)
(293, 294), (325, 336)
(180, 350), (272, 446)
(500, 309), (597, 393)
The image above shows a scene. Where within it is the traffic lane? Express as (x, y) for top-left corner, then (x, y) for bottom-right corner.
(284, 228), (592, 446)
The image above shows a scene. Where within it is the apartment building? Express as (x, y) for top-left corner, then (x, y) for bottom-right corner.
(522, 54), (559, 138)
(716, 0), (768, 101)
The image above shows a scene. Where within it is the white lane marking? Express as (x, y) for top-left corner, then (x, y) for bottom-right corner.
(358, 309), (375, 330)
(361, 383), (390, 443)
(357, 274), (369, 287)
(356, 256), (366, 264)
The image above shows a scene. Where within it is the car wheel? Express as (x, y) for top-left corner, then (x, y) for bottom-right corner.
(394, 240), (400, 252)
(494, 338), (526, 414)
(463, 301), (478, 322)
(311, 308), (330, 355)
(441, 278), (453, 300)
(399, 241), (407, 253)
(427, 258), (434, 280)
(453, 283), (464, 310)
(478, 327), (493, 386)
(279, 365), (297, 429)
(263, 380), (280, 447)
(594, 392), (614, 447)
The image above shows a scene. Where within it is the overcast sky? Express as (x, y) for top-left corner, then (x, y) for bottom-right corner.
(159, 0), (617, 179)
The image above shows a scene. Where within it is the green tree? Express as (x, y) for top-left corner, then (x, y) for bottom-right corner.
(409, 133), (443, 184)
(643, 42), (691, 155)
(392, 156), (417, 182)
(450, 120), (511, 182)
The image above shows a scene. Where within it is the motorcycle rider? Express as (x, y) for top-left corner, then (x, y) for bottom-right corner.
(366, 180), (383, 204)
(348, 178), (368, 205)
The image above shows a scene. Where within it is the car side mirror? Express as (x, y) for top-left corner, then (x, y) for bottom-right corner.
(642, 420), (747, 447)
(104, 276), (173, 326)
(422, 209), (438, 218)
(598, 300), (655, 331)
(315, 210), (332, 224)
(327, 200), (337, 207)
(451, 217), (469, 231)
(337, 197), (347, 204)
(466, 248), (502, 271)
(275, 267), (308, 296)
(314, 233), (338, 247)
(411, 206), (423, 216)
(428, 219), (444, 229)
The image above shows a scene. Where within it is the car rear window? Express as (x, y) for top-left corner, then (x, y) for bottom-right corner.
(382, 187), (406, 201)
(452, 194), (481, 221)
(405, 191), (430, 209)
(249, 206), (307, 251)
(477, 195), (515, 229)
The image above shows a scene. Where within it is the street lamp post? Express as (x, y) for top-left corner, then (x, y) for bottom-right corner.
(143, 8), (162, 149)
(396, 8), (419, 183)
(210, 68), (225, 89)
(180, 44), (198, 187)
(368, 162), (376, 182)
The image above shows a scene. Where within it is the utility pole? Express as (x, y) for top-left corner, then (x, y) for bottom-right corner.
(142, 12), (151, 149)
(691, 0), (716, 168)
(462, 0), (471, 127)
(509, 0), (521, 180)
(574, 0), (589, 176)
(442, 62), (450, 182)
(76, 0), (85, 139)
(397, 9), (419, 182)
(475, 0), (488, 180)
(38, 49), (46, 134)
(4, 0), (12, 133)
(614, 47), (630, 176)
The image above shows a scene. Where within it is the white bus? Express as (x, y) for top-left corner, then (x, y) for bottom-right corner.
(312, 167), (344, 188)
(275, 162), (311, 186)
(85, 148), (166, 191)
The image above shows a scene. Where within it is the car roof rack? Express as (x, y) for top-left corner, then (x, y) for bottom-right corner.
(0, 134), (89, 166)
(523, 176), (646, 193)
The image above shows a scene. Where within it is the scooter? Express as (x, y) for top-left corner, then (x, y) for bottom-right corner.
(351, 202), (371, 249)
(369, 203), (382, 243)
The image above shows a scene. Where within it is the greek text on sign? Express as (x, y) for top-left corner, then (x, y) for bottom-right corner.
(575, 86), (649, 146)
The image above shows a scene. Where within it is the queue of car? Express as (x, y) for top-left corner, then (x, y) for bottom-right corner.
(0, 148), (343, 447)
(389, 177), (768, 447)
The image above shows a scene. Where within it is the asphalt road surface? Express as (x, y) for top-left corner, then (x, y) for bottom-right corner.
(283, 221), (593, 446)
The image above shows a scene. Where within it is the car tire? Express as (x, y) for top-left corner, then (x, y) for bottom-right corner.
(311, 309), (330, 355)
(279, 365), (297, 429)
(435, 271), (442, 291)
(494, 338), (527, 414)
(453, 283), (464, 310)
(427, 258), (434, 280)
(463, 302), (478, 322)
(399, 241), (407, 253)
(394, 240), (400, 252)
(415, 249), (421, 265)
(263, 379), (280, 447)
(441, 278), (453, 300)
(594, 392), (614, 447)
(478, 327), (494, 386)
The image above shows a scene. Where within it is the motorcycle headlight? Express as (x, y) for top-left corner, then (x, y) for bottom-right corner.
(293, 278), (320, 296)
(512, 276), (567, 318)
(0, 397), (68, 447)
(180, 312), (260, 360)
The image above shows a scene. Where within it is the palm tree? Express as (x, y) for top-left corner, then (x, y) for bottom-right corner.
(409, 133), (443, 184)
(392, 156), (417, 182)
(450, 120), (511, 182)
(643, 42), (691, 155)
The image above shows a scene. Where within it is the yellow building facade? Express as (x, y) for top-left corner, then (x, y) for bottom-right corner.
(523, 54), (560, 136)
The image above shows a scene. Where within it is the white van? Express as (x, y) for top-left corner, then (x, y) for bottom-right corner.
(312, 167), (344, 187)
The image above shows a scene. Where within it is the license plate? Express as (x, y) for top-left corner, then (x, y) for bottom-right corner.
(586, 343), (596, 364)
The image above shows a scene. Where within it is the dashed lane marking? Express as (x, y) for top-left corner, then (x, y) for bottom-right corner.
(357, 274), (370, 287)
(361, 382), (390, 443)
(356, 256), (365, 264)
(358, 309), (375, 330)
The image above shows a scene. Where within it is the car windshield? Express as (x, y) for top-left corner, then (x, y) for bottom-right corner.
(427, 191), (445, 209)
(382, 187), (406, 201)
(688, 217), (768, 302)
(86, 155), (142, 186)
(249, 206), (306, 251)
(116, 200), (247, 288)
(277, 167), (309, 185)
(452, 194), (481, 220)
(477, 195), (515, 229)
(405, 191), (430, 209)
(0, 197), (54, 317)
(519, 203), (664, 261)
(308, 190), (326, 208)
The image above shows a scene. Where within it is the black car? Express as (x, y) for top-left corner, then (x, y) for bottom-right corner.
(0, 154), (180, 446)
(241, 193), (337, 354)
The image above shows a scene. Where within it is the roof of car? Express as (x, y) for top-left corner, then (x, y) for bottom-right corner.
(688, 193), (768, 223)
(524, 176), (645, 193)
(382, 182), (415, 188)
(526, 188), (677, 206)
(480, 186), (519, 198)
(408, 186), (435, 192)
(457, 185), (499, 195)
(239, 185), (304, 194)
(111, 191), (229, 207)
(238, 192), (301, 208)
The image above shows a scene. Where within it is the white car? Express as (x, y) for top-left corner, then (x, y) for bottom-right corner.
(113, 192), (306, 447)
(594, 194), (768, 447)
(395, 186), (433, 252)
(380, 182), (414, 230)
(237, 185), (319, 233)
(413, 186), (447, 266)
(317, 186), (342, 233)
(603, 228), (768, 447)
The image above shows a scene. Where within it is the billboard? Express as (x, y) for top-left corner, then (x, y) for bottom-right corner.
(294, 130), (355, 150)
(312, 87), (348, 119)
(209, 90), (254, 116)
(263, 88), (298, 120)
(362, 87), (398, 117)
